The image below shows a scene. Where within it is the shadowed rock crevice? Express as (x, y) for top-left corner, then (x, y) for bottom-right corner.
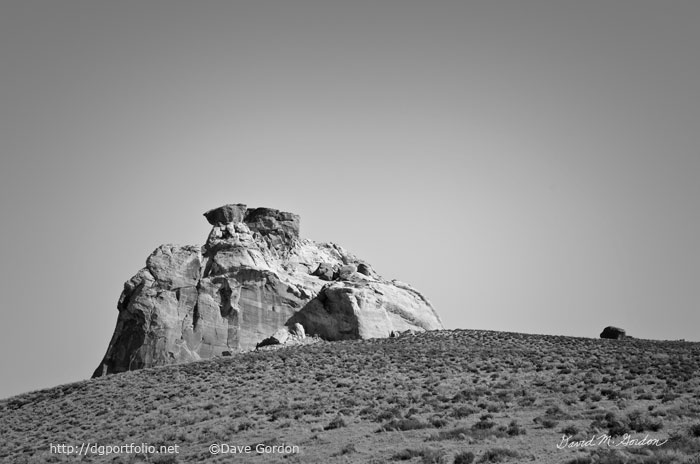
(93, 203), (443, 377)
(216, 279), (235, 318)
(191, 298), (200, 328)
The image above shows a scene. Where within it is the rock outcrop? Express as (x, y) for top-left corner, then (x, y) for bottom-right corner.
(600, 326), (626, 340)
(287, 280), (441, 341)
(93, 203), (443, 377)
(256, 323), (308, 350)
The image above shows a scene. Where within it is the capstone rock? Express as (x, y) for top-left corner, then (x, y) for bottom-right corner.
(204, 203), (247, 226)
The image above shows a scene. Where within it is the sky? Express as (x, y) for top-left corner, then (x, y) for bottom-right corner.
(1, 0), (698, 399)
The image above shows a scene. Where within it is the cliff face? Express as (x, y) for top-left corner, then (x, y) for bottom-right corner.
(93, 204), (443, 377)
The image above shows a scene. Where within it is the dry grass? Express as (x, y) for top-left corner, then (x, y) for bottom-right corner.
(2, 329), (700, 463)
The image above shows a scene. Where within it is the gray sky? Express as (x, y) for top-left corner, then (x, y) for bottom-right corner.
(1, 0), (699, 399)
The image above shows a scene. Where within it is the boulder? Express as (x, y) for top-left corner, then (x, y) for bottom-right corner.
(270, 327), (290, 345)
(286, 280), (442, 341)
(357, 262), (378, 278)
(289, 322), (306, 339)
(255, 323), (309, 350)
(311, 262), (336, 281)
(600, 326), (626, 340)
(93, 203), (443, 377)
(244, 207), (300, 248)
(145, 245), (201, 290)
(336, 264), (358, 281)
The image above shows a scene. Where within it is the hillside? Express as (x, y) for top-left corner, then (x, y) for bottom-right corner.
(2, 330), (700, 464)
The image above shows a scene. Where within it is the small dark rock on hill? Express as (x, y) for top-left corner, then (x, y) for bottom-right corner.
(600, 326), (626, 339)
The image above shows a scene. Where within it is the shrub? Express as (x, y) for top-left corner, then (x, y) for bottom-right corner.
(392, 447), (445, 463)
(454, 451), (475, 464)
(563, 458), (592, 464)
(392, 448), (423, 461)
(359, 406), (375, 417)
(607, 419), (631, 437)
(540, 418), (558, 429)
(237, 421), (255, 431)
(451, 405), (478, 418)
(690, 423), (700, 437)
(375, 407), (403, 422)
(590, 412), (630, 437)
(660, 392), (680, 403)
(151, 455), (179, 464)
(477, 447), (519, 463)
(380, 418), (430, 432)
(626, 410), (663, 432)
(427, 426), (508, 442)
(452, 388), (490, 402)
(661, 433), (700, 454)
(517, 395), (536, 407)
(334, 443), (356, 456)
(485, 402), (503, 413)
(545, 405), (567, 418)
(407, 407), (421, 417)
(427, 426), (470, 441)
(430, 416), (449, 428)
(324, 415), (347, 430)
(504, 420), (526, 436)
(419, 448), (447, 464)
(472, 418), (495, 430)
(587, 449), (629, 464)
(601, 388), (629, 400)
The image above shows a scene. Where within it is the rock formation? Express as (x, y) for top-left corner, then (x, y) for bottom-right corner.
(287, 280), (441, 341)
(93, 203), (443, 377)
(600, 326), (626, 340)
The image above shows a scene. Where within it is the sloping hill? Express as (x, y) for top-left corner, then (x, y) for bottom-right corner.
(3, 330), (700, 463)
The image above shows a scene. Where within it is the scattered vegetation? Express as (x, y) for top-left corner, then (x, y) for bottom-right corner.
(379, 417), (431, 432)
(453, 450), (475, 464)
(477, 447), (519, 462)
(324, 414), (347, 430)
(2, 329), (699, 463)
(688, 423), (700, 437)
(392, 447), (446, 463)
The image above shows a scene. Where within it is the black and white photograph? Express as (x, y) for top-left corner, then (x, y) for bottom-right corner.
(1, 1), (699, 463)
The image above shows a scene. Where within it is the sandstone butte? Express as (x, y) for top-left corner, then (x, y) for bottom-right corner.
(93, 204), (443, 377)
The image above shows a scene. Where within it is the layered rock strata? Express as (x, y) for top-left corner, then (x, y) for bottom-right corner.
(93, 203), (442, 377)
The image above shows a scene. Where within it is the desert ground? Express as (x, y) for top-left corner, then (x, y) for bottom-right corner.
(2, 329), (700, 463)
